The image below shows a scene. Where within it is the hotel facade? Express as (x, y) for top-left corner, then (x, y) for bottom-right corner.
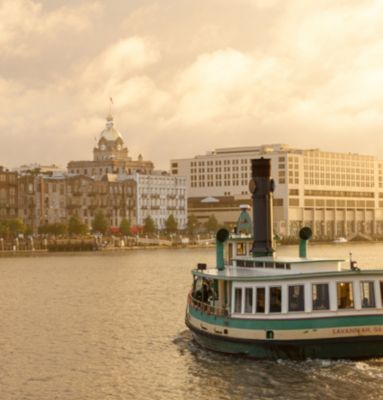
(171, 144), (383, 240)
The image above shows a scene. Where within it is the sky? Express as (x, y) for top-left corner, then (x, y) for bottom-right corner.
(1, 0), (383, 170)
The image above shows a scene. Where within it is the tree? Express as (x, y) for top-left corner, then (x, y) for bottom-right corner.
(119, 218), (131, 235)
(68, 215), (88, 235)
(204, 214), (219, 234)
(143, 215), (156, 235)
(0, 221), (7, 238)
(0, 219), (26, 238)
(165, 214), (178, 234)
(92, 210), (109, 234)
(187, 214), (199, 236)
(38, 223), (67, 235)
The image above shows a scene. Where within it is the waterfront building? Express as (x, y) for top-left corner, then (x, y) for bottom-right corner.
(133, 172), (187, 230)
(67, 114), (187, 232)
(18, 174), (43, 232)
(0, 166), (18, 220)
(171, 144), (383, 239)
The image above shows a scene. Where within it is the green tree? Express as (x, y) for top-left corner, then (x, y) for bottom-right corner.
(39, 223), (68, 235)
(0, 219), (27, 239)
(68, 215), (88, 235)
(165, 214), (178, 234)
(0, 221), (8, 237)
(187, 214), (199, 236)
(143, 215), (156, 235)
(92, 210), (109, 234)
(53, 223), (67, 235)
(204, 214), (219, 234)
(119, 218), (131, 235)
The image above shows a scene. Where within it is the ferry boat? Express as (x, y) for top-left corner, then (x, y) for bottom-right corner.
(185, 158), (383, 359)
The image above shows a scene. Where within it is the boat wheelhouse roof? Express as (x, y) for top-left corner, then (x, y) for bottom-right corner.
(192, 267), (383, 281)
(233, 256), (344, 264)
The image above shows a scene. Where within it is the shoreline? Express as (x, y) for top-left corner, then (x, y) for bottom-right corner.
(1, 240), (383, 258)
(0, 244), (215, 258)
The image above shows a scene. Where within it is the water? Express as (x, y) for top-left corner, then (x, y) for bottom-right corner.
(0, 243), (382, 400)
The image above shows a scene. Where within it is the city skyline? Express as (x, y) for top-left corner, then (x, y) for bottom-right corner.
(1, 0), (383, 170)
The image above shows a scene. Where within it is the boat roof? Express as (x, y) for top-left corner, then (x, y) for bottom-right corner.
(193, 267), (383, 281)
(234, 256), (345, 264)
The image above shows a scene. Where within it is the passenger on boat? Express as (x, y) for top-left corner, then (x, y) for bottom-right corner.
(202, 280), (212, 303)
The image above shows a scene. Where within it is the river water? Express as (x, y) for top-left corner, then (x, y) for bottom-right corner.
(0, 243), (382, 400)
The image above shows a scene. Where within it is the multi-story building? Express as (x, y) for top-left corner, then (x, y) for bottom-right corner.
(133, 172), (187, 230)
(67, 114), (187, 232)
(171, 144), (383, 239)
(18, 174), (43, 232)
(0, 166), (18, 220)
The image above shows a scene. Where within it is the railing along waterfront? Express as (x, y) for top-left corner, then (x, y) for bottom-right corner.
(188, 293), (229, 317)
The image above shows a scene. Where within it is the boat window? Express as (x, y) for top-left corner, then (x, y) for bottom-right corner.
(255, 262), (264, 268)
(337, 282), (354, 309)
(312, 283), (330, 310)
(360, 281), (376, 308)
(288, 285), (305, 312)
(276, 263), (284, 269)
(244, 288), (253, 313)
(256, 287), (265, 313)
(269, 286), (282, 313)
(265, 262), (274, 269)
(286, 264), (291, 270)
(236, 243), (246, 256)
(245, 260), (254, 267)
(234, 288), (242, 313)
(236, 260), (245, 267)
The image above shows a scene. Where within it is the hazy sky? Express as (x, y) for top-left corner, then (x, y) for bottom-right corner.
(1, 0), (383, 170)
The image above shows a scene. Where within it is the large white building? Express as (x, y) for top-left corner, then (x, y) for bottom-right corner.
(133, 172), (187, 230)
(171, 144), (383, 240)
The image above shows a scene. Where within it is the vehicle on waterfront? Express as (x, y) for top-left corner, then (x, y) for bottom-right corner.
(333, 237), (348, 244)
(185, 158), (383, 360)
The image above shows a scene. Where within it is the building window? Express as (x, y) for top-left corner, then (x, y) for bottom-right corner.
(360, 281), (375, 308)
(337, 282), (354, 309)
(288, 285), (305, 312)
(256, 288), (265, 313)
(312, 283), (330, 310)
(269, 286), (282, 313)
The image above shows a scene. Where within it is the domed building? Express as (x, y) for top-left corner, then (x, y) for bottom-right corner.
(65, 113), (187, 231)
(68, 114), (153, 178)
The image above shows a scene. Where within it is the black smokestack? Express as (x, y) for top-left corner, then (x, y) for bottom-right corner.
(250, 158), (275, 257)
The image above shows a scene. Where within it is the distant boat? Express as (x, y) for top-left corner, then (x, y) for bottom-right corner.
(333, 237), (348, 244)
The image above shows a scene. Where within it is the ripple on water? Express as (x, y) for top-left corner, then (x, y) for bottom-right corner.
(0, 248), (382, 400)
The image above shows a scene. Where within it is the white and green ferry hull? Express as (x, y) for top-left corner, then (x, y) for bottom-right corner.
(186, 306), (383, 360)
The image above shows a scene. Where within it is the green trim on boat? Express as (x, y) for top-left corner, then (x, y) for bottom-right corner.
(189, 306), (383, 330)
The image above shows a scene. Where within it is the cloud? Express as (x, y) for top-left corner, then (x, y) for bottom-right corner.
(2, 0), (383, 170)
(81, 36), (160, 87)
(0, 0), (102, 58)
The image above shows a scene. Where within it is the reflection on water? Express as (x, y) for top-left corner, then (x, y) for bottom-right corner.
(0, 244), (382, 400)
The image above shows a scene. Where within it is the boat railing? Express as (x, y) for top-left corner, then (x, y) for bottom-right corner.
(188, 293), (229, 317)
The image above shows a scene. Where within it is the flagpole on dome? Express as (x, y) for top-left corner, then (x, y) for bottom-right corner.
(109, 97), (114, 116)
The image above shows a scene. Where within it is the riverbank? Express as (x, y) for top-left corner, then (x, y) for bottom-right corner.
(0, 243), (215, 257)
